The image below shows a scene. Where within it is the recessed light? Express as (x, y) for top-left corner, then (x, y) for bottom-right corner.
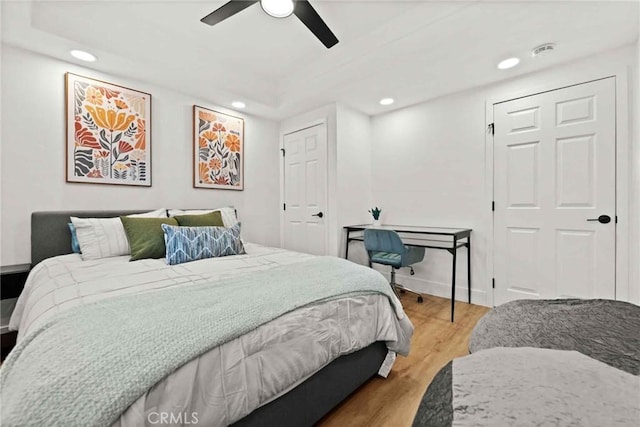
(497, 57), (520, 70)
(231, 101), (246, 109)
(379, 98), (394, 106)
(70, 50), (97, 62)
(260, 0), (294, 18)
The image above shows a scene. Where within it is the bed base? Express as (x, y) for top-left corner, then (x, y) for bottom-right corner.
(234, 341), (387, 426)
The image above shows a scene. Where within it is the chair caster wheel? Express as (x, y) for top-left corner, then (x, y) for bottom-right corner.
(410, 268), (415, 276)
(417, 296), (423, 303)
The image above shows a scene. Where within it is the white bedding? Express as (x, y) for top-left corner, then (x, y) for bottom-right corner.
(11, 243), (312, 338)
(10, 243), (413, 426)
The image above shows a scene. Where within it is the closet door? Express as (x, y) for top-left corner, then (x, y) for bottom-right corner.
(282, 124), (328, 255)
(493, 78), (616, 305)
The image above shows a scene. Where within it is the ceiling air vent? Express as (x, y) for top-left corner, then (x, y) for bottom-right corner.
(531, 43), (556, 57)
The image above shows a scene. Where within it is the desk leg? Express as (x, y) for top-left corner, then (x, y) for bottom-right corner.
(345, 231), (350, 260)
(467, 235), (471, 304)
(451, 237), (457, 322)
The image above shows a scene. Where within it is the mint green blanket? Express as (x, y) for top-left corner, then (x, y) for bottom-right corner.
(0, 257), (398, 426)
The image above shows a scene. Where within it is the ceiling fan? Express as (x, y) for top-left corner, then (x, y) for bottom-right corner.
(200, 0), (339, 48)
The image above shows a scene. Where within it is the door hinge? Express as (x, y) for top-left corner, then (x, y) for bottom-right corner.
(615, 215), (618, 224)
(280, 148), (285, 157)
(491, 201), (495, 212)
(283, 203), (286, 211)
(492, 278), (495, 289)
(488, 123), (495, 135)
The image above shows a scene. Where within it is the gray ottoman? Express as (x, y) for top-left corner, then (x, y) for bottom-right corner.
(469, 298), (640, 374)
(412, 348), (640, 426)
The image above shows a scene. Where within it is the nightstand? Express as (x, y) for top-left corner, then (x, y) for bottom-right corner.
(1, 263), (30, 359)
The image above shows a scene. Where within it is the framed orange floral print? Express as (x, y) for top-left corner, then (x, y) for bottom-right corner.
(66, 73), (152, 186)
(193, 106), (244, 190)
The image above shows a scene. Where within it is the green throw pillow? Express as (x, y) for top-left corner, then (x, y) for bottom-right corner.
(120, 216), (178, 261)
(174, 211), (224, 227)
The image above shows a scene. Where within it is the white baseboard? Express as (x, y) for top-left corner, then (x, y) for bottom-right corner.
(386, 272), (491, 307)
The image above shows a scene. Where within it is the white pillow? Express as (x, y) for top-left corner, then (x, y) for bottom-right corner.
(71, 209), (167, 260)
(129, 208), (168, 219)
(167, 207), (238, 227)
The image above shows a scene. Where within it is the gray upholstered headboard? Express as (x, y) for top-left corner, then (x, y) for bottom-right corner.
(30, 210), (147, 267)
(30, 208), (238, 267)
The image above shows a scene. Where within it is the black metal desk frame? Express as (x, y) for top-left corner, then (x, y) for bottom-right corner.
(343, 225), (472, 322)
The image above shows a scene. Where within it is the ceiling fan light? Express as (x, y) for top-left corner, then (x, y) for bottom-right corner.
(260, 0), (294, 18)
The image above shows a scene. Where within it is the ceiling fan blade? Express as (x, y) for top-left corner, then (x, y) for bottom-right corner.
(293, 1), (339, 49)
(201, 1), (258, 26)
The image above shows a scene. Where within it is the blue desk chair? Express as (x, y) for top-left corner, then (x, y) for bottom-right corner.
(364, 228), (425, 303)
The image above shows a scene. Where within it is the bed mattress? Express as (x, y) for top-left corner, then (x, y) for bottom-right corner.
(6, 244), (413, 426)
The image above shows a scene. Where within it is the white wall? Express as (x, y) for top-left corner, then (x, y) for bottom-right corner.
(371, 44), (639, 306)
(335, 103), (372, 263)
(631, 38), (640, 304)
(0, 45), (281, 266)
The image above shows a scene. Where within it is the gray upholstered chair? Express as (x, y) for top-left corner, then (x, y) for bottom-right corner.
(364, 228), (425, 303)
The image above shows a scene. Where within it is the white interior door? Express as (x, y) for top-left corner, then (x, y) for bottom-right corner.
(493, 78), (616, 305)
(283, 124), (327, 255)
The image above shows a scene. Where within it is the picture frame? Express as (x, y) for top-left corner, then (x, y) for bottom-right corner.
(193, 105), (244, 190)
(65, 73), (152, 186)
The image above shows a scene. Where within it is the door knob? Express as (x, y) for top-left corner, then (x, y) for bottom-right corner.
(586, 215), (611, 224)
(312, 212), (324, 218)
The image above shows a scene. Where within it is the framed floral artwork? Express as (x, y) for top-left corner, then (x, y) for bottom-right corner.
(193, 105), (244, 190)
(66, 73), (152, 186)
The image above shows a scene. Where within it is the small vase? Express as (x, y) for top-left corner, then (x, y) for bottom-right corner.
(373, 219), (381, 226)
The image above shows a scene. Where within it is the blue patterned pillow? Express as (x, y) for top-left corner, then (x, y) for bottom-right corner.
(68, 222), (81, 254)
(161, 223), (245, 265)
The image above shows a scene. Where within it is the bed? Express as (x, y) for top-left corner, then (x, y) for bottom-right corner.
(412, 298), (640, 426)
(1, 210), (414, 427)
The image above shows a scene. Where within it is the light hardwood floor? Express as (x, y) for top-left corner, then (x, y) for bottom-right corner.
(318, 294), (489, 427)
